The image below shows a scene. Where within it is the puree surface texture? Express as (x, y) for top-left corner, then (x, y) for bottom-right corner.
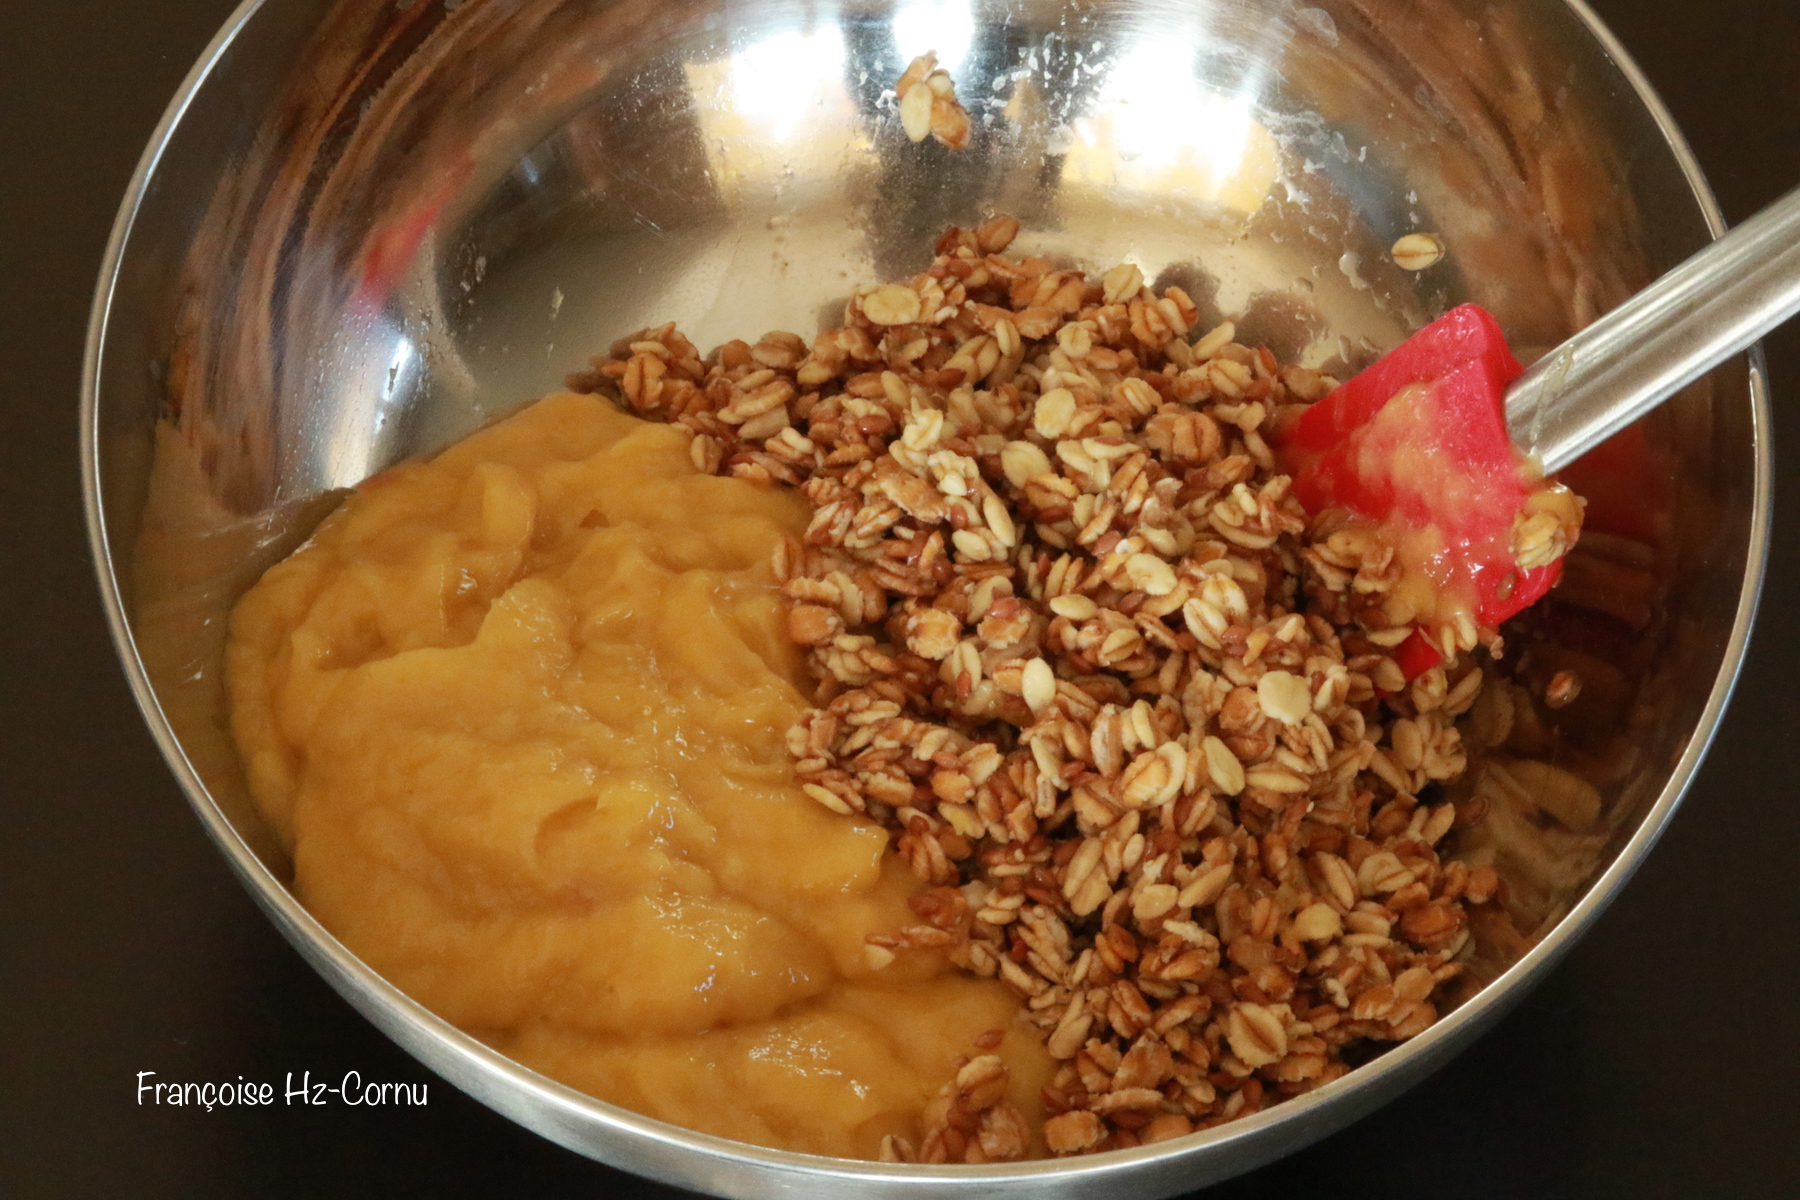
(227, 392), (1049, 1157)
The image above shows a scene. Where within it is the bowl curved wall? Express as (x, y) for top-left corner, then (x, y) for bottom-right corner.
(84, 0), (1769, 1194)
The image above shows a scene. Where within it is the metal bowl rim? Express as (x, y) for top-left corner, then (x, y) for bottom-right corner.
(79, 0), (1774, 1184)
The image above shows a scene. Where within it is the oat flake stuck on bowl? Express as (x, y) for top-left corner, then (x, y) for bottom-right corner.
(897, 52), (972, 150)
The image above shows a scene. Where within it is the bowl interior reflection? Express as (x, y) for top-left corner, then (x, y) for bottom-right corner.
(86, 0), (1765, 1195)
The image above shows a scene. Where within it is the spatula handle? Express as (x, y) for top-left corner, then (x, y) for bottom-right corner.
(1506, 183), (1800, 473)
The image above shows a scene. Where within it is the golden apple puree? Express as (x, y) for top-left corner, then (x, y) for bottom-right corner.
(227, 392), (1049, 1158)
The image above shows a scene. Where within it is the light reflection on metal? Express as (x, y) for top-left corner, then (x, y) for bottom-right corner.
(727, 26), (849, 143)
(80, 0), (1770, 1194)
(1070, 40), (1275, 209)
(892, 0), (976, 74)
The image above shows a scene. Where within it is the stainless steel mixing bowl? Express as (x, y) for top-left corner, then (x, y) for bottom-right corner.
(82, 0), (1770, 1193)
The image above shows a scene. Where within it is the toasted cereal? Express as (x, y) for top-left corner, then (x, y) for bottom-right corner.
(1391, 232), (1446, 271)
(570, 218), (1549, 1159)
(895, 52), (972, 150)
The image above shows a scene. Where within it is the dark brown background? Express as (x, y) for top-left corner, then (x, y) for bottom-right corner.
(3, 2), (1796, 1196)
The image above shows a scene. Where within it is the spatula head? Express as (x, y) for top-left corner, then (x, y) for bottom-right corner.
(1279, 305), (1576, 675)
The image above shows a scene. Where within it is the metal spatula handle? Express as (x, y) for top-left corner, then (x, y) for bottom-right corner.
(1507, 184), (1800, 473)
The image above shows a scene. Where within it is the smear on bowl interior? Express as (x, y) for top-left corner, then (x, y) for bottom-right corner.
(228, 216), (1586, 1163)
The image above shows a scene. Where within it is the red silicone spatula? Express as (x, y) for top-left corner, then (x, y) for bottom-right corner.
(1279, 184), (1800, 676)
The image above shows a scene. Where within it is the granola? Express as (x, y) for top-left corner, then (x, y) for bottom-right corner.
(569, 216), (1520, 1160)
(895, 52), (972, 150)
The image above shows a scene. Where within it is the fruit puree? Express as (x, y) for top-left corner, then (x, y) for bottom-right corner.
(227, 391), (1049, 1157)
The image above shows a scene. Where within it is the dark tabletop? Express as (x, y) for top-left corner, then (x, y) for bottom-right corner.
(3, 2), (1797, 1197)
